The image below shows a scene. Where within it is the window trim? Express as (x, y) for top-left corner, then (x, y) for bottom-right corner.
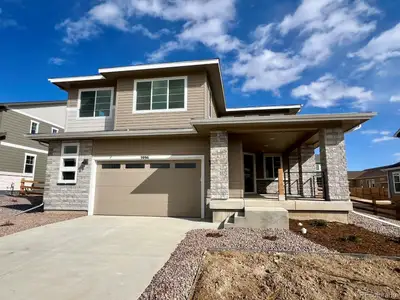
(23, 153), (37, 177)
(263, 154), (283, 180)
(51, 127), (59, 134)
(366, 178), (375, 188)
(30, 120), (39, 134)
(393, 171), (400, 194)
(77, 87), (114, 120)
(132, 76), (188, 114)
(58, 142), (80, 184)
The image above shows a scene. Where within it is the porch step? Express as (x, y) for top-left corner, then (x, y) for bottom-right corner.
(223, 207), (289, 229)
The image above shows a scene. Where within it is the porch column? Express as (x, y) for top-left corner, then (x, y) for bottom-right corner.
(287, 149), (300, 195)
(210, 131), (229, 200)
(319, 128), (350, 201)
(298, 144), (316, 197)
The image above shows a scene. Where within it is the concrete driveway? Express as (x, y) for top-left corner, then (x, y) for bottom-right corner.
(0, 216), (217, 300)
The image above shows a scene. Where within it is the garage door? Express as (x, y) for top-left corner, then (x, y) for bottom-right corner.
(94, 160), (201, 217)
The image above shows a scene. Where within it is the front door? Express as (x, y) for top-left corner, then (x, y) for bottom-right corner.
(244, 153), (256, 193)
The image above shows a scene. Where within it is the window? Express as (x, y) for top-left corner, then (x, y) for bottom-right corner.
(126, 163), (145, 169)
(79, 88), (113, 118)
(51, 127), (59, 134)
(23, 153), (36, 175)
(150, 163), (170, 169)
(59, 143), (79, 184)
(366, 179), (375, 188)
(175, 162), (197, 169)
(102, 164), (121, 169)
(134, 77), (186, 112)
(393, 172), (400, 193)
(264, 155), (282, 179)
(30, 121), (39, 134)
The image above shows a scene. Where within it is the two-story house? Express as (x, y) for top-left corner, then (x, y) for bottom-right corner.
(29, 59), (375, 225)
(0, 101), (66, 193)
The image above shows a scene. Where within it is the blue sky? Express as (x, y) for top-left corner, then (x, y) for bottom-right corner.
(0, 0), (399, 170)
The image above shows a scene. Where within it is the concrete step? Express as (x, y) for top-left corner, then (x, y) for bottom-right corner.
(224, 207), (289, 229)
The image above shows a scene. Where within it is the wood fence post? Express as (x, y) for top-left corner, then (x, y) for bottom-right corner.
(20, 178), (25, 196)
(278, 168), (285, 201)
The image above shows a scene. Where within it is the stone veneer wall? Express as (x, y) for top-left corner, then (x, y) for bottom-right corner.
(210, 131), (229, 200)
(256, 180), (278, 194)
(43, 140), (93, 210)
(319, 128), (349, 201)
(298, 144), (316, 197)
(287, 149), (300, 195)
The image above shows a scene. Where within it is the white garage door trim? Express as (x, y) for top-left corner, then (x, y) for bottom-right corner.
(88, 155), (205, 218)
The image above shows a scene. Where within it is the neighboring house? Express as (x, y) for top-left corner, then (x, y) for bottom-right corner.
(0, 101), (66, 193)
(348, 171), (365, 188)
(350, 167), (388, 189)
(383, 162), (400, 203)
(28, 59), (375, 224)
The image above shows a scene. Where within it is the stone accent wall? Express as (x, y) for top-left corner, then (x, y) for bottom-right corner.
(210, 131), (229, 200)
(298, 144), (316, 197)
(287, 149), (300, 195)
(43, 140), (93, 210)
(319, 128), (349, 201)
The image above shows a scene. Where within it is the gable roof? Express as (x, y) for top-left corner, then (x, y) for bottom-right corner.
(348, 171), (364, 179)
(395, 128), (400, 138)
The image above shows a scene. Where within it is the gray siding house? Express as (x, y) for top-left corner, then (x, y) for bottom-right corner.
(0, 101), (66, 193)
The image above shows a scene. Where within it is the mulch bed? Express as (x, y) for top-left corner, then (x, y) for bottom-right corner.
(290, 219), (400, 256)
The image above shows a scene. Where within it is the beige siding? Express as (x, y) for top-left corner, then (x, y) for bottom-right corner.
(115, 73), (206, 130)
(93, 136), (212, 218)
(204, 78), (218, 119)
(65, 108), (115, 132)
(229, 136), (244, 198)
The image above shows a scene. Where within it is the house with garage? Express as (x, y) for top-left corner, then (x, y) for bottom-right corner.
(28, 59), (375, 226)
(0, 101), (66, 193)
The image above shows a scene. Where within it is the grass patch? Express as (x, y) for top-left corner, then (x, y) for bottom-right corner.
(309, 219), (328, 227)
(339, 235), (362, 243)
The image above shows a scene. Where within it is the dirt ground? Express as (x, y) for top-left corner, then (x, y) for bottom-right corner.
(289, 219), (400, 256)
(0, 196), (85, 237)
(192, 251), (400, 300)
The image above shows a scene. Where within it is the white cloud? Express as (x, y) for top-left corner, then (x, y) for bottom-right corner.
(48, 57), (66, 66)
(361, 130), (391, 135)
(0, 7), (18, 28)
(390, 94), (400, 102)
(291, 74), (373, 108)
(89, 2), (127, 31)
(372, 136), (396, 143)
(350, 22), (400, 71)
(394, 153), (400, 159)
(56, 17), (100, 44)
(131, 24), (171, 40)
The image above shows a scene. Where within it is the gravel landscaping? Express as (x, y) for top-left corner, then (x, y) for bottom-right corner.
(138, 228), (332, 300)
(0, 196), (85, 237)
(349, 211), (400, 238)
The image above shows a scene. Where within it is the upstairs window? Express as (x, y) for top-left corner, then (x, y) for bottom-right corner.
(393, 172), (400, 193)
(264, 155), (282, 179)
(134, 77), (186, 112)
(52, 127), (59, 134)
(30, 120), (39, 134)
(59, 143), (79, 184)
(79, 88), (113, 118)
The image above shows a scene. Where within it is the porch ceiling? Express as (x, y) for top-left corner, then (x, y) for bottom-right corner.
(236, 130), (317, 153)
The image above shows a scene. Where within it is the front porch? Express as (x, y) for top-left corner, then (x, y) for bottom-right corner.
(207, 126), (352, 225)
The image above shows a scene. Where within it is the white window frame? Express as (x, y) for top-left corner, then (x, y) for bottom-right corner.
(23, 153), (37, 177)
(58, 142), (80, 184)
(51, 127), (59, 134)
(133, 76), (188, 114)
(77, 87), (114, 120)
(393, 172), (400, 194)
(263, 154), (283, 180)
(30, 120), (39, 134)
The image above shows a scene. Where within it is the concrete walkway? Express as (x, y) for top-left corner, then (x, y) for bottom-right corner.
(0, 216), (217, 300)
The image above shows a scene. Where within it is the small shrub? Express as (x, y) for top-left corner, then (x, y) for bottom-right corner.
(340, 235), (362, 243)
(310, 219), (328, 227)
(0, 220), (14, 227)
(263, 235), (278, 241)
(206, 232), (223, 238)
